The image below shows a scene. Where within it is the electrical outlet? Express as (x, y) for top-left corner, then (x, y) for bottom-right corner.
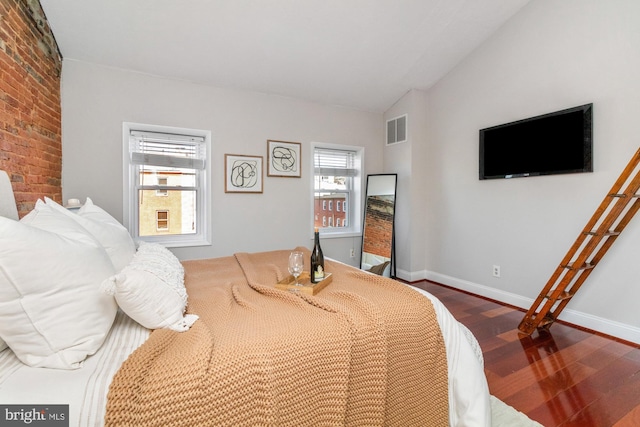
(492, 265), (501, 278)
(350, 248), (355, 258)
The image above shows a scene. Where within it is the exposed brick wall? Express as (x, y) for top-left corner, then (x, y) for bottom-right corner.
(0, 0), (62, 217)
(363, 195), (394, 258)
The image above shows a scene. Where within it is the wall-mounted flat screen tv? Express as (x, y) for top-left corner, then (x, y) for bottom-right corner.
(479, 103), (593, 180)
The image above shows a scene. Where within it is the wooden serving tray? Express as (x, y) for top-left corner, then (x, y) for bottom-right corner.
(275, 272), (332, 295)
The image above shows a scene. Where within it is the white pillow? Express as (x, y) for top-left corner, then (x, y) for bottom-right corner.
(77, 197), (125, 226)
(101, 242), (198, 332)
(0, 338), (7, 352)
(0, 203), (117, 369)
(44, 197), (136, 272)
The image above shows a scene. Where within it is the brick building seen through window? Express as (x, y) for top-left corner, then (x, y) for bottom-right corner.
(314, 194), (347, 229)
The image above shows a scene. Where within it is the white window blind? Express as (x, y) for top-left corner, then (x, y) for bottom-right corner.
(314, 148), (358, 177)
(130, 131), (206, 170)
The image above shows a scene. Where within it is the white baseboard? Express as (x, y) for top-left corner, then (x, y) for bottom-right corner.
(420, 270), (640, 345)
(396, 268), (426, 283)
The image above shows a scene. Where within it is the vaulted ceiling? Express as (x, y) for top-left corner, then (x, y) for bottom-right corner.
(40, 0), (530, 112)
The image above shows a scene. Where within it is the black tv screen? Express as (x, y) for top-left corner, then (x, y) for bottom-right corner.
(479, 104), (593, 180)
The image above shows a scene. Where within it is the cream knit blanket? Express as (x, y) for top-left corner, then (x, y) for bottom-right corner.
(105, 249), (448, 426)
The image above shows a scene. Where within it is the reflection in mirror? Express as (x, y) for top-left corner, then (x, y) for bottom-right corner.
(360, 174), (397, 278)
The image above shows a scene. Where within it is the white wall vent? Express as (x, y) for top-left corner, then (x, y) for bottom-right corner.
(386, 114), (407, 145)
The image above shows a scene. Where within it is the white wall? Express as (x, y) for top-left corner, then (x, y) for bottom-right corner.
(422, 0), (640, 342)
(384, 90), (430, 280)
(60, 60), (383, 265)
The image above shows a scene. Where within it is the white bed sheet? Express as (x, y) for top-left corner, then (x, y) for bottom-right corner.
(0, 310), (150, 427)
(410, 285), (492, 427)
(0, 286), (490, 427)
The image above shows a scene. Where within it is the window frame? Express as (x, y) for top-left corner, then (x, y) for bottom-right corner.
(155, 177), (169, 197)
(123, 122), (212, 248)
(156, 210), (169, 231)
(310, 142), (364, 239)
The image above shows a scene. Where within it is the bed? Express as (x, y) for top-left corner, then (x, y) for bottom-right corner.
(0, 169), (491, 426)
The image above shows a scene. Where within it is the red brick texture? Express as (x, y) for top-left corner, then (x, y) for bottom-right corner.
(363, 195), (394, 258)
(0, 0), (62, 217)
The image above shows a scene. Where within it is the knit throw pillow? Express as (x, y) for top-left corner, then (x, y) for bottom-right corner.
(101, 242), (198, 332)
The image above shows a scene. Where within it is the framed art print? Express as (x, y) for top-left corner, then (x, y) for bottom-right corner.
(225, 154), (263, 193)
(267, 140), (301, 178)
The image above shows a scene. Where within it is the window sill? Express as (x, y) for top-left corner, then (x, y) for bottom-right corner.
(135, 235), (211, 248)
(315, 230), (362, 240)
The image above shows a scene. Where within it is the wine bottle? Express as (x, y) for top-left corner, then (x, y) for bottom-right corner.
(310, 227), (325, 283)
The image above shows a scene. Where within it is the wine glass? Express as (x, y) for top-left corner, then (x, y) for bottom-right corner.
(288, 251), (304, 286)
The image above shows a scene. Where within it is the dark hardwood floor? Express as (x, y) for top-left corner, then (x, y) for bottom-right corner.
(410, 280), (640, 427)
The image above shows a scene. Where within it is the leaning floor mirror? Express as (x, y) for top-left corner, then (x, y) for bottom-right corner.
(360, 173), (397, 278)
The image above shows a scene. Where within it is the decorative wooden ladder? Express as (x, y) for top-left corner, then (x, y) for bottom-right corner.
(518, 147), (640, 335)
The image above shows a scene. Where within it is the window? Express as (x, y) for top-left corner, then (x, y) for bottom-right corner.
(312, 143), (363, 237)
(156, 177), (168, 196)
(156, 210), (169, 231)
(123, 123), (211, 247)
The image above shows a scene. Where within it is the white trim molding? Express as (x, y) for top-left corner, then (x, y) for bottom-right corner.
(421, 270), (640, 345)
